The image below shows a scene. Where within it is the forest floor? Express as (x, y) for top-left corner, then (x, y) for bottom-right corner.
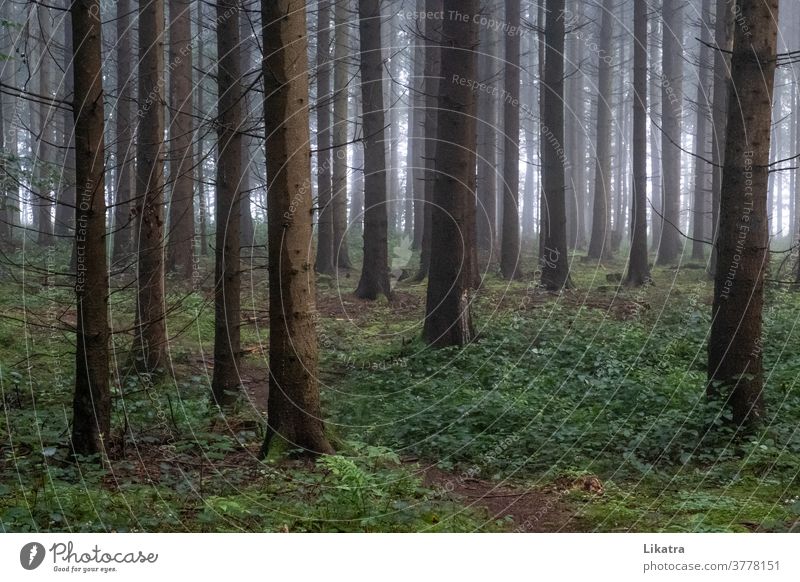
(2, 243), (800, 532)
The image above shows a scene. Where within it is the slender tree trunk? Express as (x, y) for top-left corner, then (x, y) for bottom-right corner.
(423, 0), (478, 347)
(113, 0), (134, 264)
(315, 0), (335, 275)
(239, 13), (256, 250)
(261, 0), (334, 457)
(500, 0), (521, 279)
(587, 0), (614, 260)
(624, 0), (651, 286)
(131, 0), (168, 374)
(166, 0), (195, 277)
(476, 16), (497, 259)
(411, 0), (426, 250)
(649, 15), (662, 252)
(691, 0), (713, 261)
(55, 6), (75, 239)
(540, 0), (572, 290)
(196, 12), (208, 258)
(354, 0), (391, 300)
(210, 0), (243, 405)
(70, 0), (110, 456)
(708, 0), (778, 428)
(332, 0), (352, 269)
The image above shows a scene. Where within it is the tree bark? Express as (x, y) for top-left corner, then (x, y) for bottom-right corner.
(587, 0), (614, 260)
(165, 0), (195, 277)
(354, 0), (391, 300)
(261, 0), (334, 457)
(707, 0), (778, 428)
(332, 0), (352, 270)
(423, 0), (478, 347)
(315, 0), (336, 275)
(500, 0), (521, 279)
(70, 0), (110, 456)
(131, 0), (168, 374)
(540, 0), (572, 290)
(624, 0), (651, 286)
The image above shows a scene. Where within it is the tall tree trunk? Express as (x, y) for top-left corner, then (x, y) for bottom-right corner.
(587, 0), (614, 260)
(239, 12), (256, 250)
(70, 0), (110, 456)
(624, 0), (651, 286)
(55, 5), (75, 239)
(112, 0), (134, 264)
(131, 0), (167, 374)
(414, 0), (443, 281)
(211, 0), (243, 405)
(540, 0), (572, 290)
(34, 3), (54, 246)
(656, 0), (683, 265)
(708, 0), (734, 276)
(315, 0), (335, 275)
(708, 0), (777, 428)
(354, 0), (391, 300)
(332, 0), (352, 269)
(261, 0), (334, 457)
(649, 15), (662, 252)
(196, 12), (208, 258)
(691, 0), (713, 261)
(476, 4), (497, 260)
(166, 0), (195, 277)
(423, 0), (478, 347)
(500, 0), (521, 279)
(410, 0), (426, 250)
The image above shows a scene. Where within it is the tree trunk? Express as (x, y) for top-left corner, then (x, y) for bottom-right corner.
(624, 0), (651, 286)
(587, 0), (614, 260)
(540, 0), (572, 290)
(261, 0), (334, 457)
(166, 0), (195, 278)
(315, 0), (335, 275)
(500, 0), (521, 279)
(131, 0), (168, 374)
(476, 6), (497, 260)
(423, 0), (478, 347)
(113, 0), (135, 264)
(656, 0), (683, 265)
(354, 0), (391, 300)
(239, 13), (256, 251)
(34, 4), (54, 246)
(691, 0), (713, 261)
(70, 0), (110, 456)
(708, 0), (778, 428)
(410, 0), (426, 250)
(211, 0), (243, 406)
(55, 4), (75, 240)
(332, 0), (352, 270)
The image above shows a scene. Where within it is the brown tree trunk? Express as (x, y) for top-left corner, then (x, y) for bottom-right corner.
(410, 0), (426, 250)
(354, 0), (391, 300)
(540, 0), (572, 290)
(476, 16), (497, 259)
(423, 0), (478, 348)
(707, 0), (778, 428)
(691, 0), (713, 261)
(332, 0), (352, 270)
(211, 0), (243, 406)
(708, 0), (733, 277)
(656, 0), (683, 265)
(500, 0), (521, 280)
(261, 0), (334, 457)
(624, 0), (651, 286)
(34, 4), (54, 246)
(131, 0), (168, 374)
(113, 0), (135, 264)
(70, 0), (110, 456)
(587, 0), (614, 260)
(315, 0), (335, 275)
(166, 0), (195, 278)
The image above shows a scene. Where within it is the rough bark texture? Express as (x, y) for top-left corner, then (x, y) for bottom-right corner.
(354, 0), (391, 300)
(211, 0), (243, 406)
(315, 0), (335, 275)
(131, 0), (168, 374)
(423, 0), (477, 348)
(708, 0), (778, 428)
(166, 0), (195, 278)
(332, 0), (352, 270)
(656, 0), (683, 265)
(708, 0), (733, 276)
(70, 0), (110, 456)
(500, 0), (521, 279)
(540, 0), (572, 290)
(113, 0), (135, 264)
(261, 0), (334, 457)
(624, 0), (651, 286)
(587, 0), (614, 260)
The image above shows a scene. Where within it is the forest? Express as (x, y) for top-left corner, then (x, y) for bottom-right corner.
(0, 0), (797, 534)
